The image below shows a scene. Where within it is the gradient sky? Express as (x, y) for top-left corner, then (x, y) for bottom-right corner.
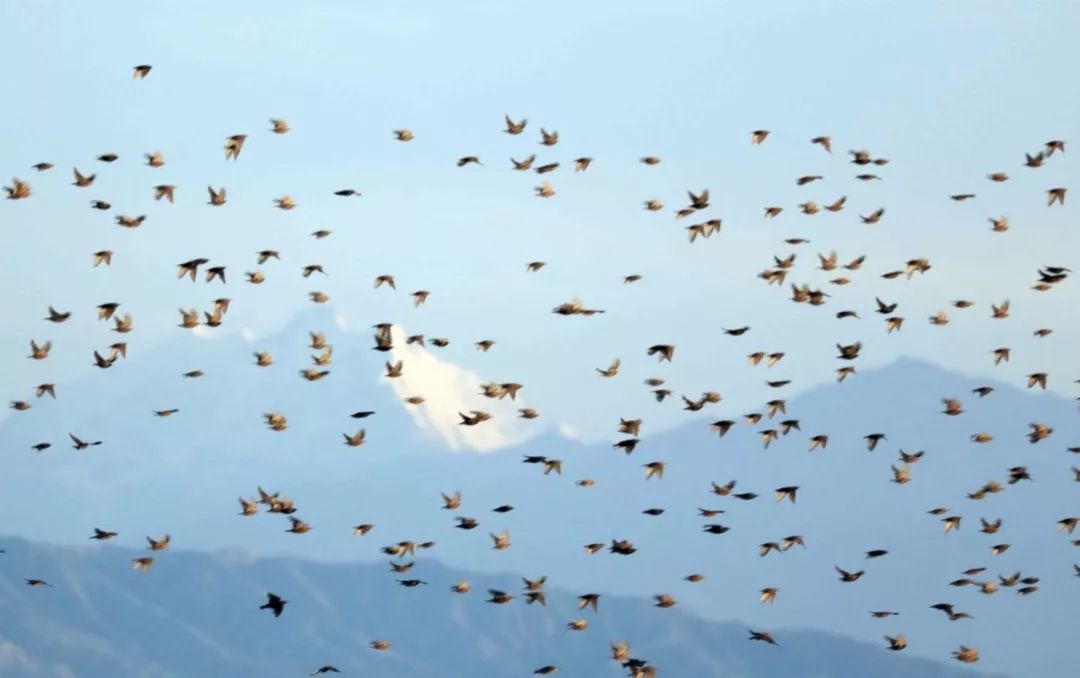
(2, 0), (1079, 442)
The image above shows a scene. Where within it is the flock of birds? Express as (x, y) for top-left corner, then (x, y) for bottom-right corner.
(4, 62), (1080, 677)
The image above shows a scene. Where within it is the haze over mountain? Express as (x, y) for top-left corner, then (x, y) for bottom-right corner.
(0, 537), (992, 678)
(0, 307), (1075, 676)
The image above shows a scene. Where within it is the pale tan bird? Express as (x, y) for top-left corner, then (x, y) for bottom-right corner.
(153, 184), (175, 203)
(225, 134), (247, 159)
(751, 130), (770, 144)
(144, 151), (165, 168)
(818, 251), (838, 271)
(286, 517), (311, 534)
(490, 529), (511, 550)
(540, 128), (559, 146)
(264, 412), (288, 431)
(274, 196), (296, 210)
(72, 167), (95, 187)
(885, 634), (907, 652)
(342, 429), (366, 447)
(653, 594), (677, 608)
(1048, 187), (1066, 206)
(824, 196), (846, 212)
(238, 497), (258, 516)
(991, 300), (1010, 318)
(113, 314), (133, 333)
(28, 340), (51, 360)
(178, 309), (199, 329)
(597, 359), (621, 377)
(504, 116), (526, 134)
(93, 251), (113, 267)
(270, 118), (290, 134)
(860, 208), (886, 224)
(535, 181), (556, 198)
(508, 154), (536, 172)
(115, 214), (146, 228)
(374, 275), (396, 289)
(952, 646), (980, 663)
(132, 557), (154, 573)
(5, 177), (31, 199)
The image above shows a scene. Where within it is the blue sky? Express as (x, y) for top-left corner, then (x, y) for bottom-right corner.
(3, 0), (1079, 441)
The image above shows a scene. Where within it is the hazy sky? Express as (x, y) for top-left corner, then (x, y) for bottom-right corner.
(3, 0), (1080, 442)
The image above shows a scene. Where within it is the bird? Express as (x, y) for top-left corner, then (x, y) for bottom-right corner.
(69, 434), (102, 450)
(260, 593), (287, 617)
(504, 116), (526, 134)
(748, 630), (778, 646)
(5, 177), (31, 199)
(90, 528), (118, 541)
(225, 134), (247, 159)
(835, 566), (864, 582)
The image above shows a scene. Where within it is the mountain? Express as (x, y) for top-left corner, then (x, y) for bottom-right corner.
(0, 309), (1076, 676)
(0, 536), (987, 678)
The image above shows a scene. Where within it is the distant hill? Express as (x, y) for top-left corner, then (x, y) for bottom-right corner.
(0, 537), (987, 678)
(0, 309), (1074, 676)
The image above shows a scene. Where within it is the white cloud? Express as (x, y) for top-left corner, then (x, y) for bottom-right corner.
(333, 310), (349, 331)
(189, 325), (215, 340)
(240, 327), (257, 343)
(380, 326), (539, 453)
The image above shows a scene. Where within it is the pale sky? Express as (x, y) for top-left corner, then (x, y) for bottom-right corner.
(3, 0), (1078, 442)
